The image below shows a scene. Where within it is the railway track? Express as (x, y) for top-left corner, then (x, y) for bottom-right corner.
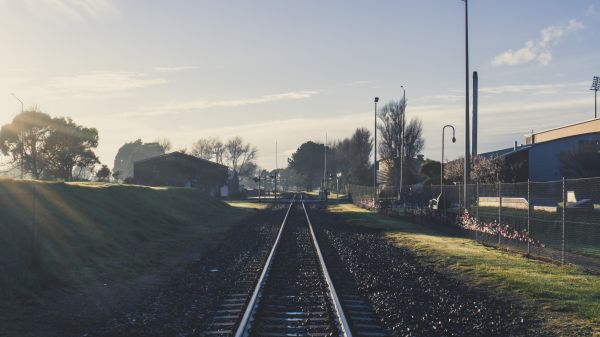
(202, 195), (387, 337)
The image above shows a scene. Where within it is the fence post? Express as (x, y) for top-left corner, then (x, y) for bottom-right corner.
(498, 176), (502, 246)
(476, 182), (479, 223)
(527, 179), (531, 256)
(562, 177), (565, 264)
(475, 182), (479, 242)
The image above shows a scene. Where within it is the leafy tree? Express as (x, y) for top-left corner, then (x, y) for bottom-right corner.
(225, 136), (257, 175)
(419, 159), (441, 186)
(96, 165), (111, 182)
(0, 109), (99, 180)
(112, 170), (122, 182)
(113, 139), (164, 178)
(0, 109), (53, 179)
(288, 141), (334, 191)
(334, 128), (372, 185)
(43, 117), (99, 180)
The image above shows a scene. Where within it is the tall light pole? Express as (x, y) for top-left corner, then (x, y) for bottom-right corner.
(399, 86), (406, 203)
(441, 125), (456, 209)
(11, 93), (25, 179)
(461, 0), (471, 211)
(11, 93), (24, 112)
(323, 132), (328, 200)
(591, 76), (599, 119)
(374, 97), (379, 204)
(275, 141), (278, 201)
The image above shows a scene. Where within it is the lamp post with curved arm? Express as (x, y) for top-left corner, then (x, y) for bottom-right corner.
(441, 125), (456, 209)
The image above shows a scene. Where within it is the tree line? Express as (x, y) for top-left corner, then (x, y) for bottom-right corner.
(285, 98), (426, 192)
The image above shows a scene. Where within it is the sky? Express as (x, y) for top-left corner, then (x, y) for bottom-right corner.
(0, 0), (599, 170)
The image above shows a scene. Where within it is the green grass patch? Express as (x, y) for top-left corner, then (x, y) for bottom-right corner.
(328, 203), (600, 330)
(0, 180), (252, 301)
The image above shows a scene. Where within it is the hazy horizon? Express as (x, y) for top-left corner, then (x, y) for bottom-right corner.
(1, 0), (599, 170)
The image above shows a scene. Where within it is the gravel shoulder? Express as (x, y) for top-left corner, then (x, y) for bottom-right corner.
(327, 203), (599, 336)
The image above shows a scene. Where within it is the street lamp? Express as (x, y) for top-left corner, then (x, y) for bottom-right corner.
(336, 172), (342, 200)
(591, 76), (599, 119)
(253, 175), (262, 203)
(441, 125), (457, 210)
(374, 96), (379, 204)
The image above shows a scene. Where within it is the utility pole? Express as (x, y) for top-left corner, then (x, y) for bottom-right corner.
(373, 97), (379, 204)
(323, 133), (327, 199)
(11, 93), (25, 179)
(462, 0), (471, 211)
(275, 141), (278, 201)
(399, 86), (406, 203)
(591, 76), (599, 119)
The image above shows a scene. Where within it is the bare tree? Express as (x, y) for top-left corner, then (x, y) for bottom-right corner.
(377, 99), (424, 186)
(213, 138), (226, 164)
(225, 136), (257, 175)
(191, 138), (216, 160)
(156, 137), (172, 153)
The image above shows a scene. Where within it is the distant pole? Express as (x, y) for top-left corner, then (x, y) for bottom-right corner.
(11, 93), (23, 112)
(324, 133), (327, 198)
(11, 93), (25, 180)
(462, 0), (471, 211)
(275, 141), (278, 201)
(399, 86), (406, 203)
(374, 97), (379, 203)
(591, 76), (599, 119)
(472, 71), (478, 157)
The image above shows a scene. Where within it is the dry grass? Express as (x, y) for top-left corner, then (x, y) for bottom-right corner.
(226, 201), (269, 210)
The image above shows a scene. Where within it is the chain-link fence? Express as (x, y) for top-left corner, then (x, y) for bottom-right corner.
(348, 177), (600, 272)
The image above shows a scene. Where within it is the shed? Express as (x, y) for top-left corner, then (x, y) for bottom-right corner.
(133, 152), (228, 196)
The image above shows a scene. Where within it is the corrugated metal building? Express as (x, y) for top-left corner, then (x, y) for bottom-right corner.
(480, 118), (600, 182)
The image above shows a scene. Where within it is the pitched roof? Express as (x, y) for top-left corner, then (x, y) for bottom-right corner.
(134, 151), (228, 169)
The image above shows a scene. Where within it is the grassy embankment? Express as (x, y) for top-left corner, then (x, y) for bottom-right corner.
(329, 203), (600, 333)
(0, 180), (254, 301)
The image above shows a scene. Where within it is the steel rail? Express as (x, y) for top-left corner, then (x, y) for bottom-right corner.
(234, 195), (295, 337)
(302, 199), (353, 337)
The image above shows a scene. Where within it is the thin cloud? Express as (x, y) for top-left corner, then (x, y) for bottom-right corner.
(478, 81), (589, 94)
(344, 80), (372, 86)
(121, 90), (319, 117)
(48, 71), (168, 98)
(153, 66), (200, 72)
(19, 0), (120, 21)
(492, 19), (584, 66)
(585, 4), (598, 17)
